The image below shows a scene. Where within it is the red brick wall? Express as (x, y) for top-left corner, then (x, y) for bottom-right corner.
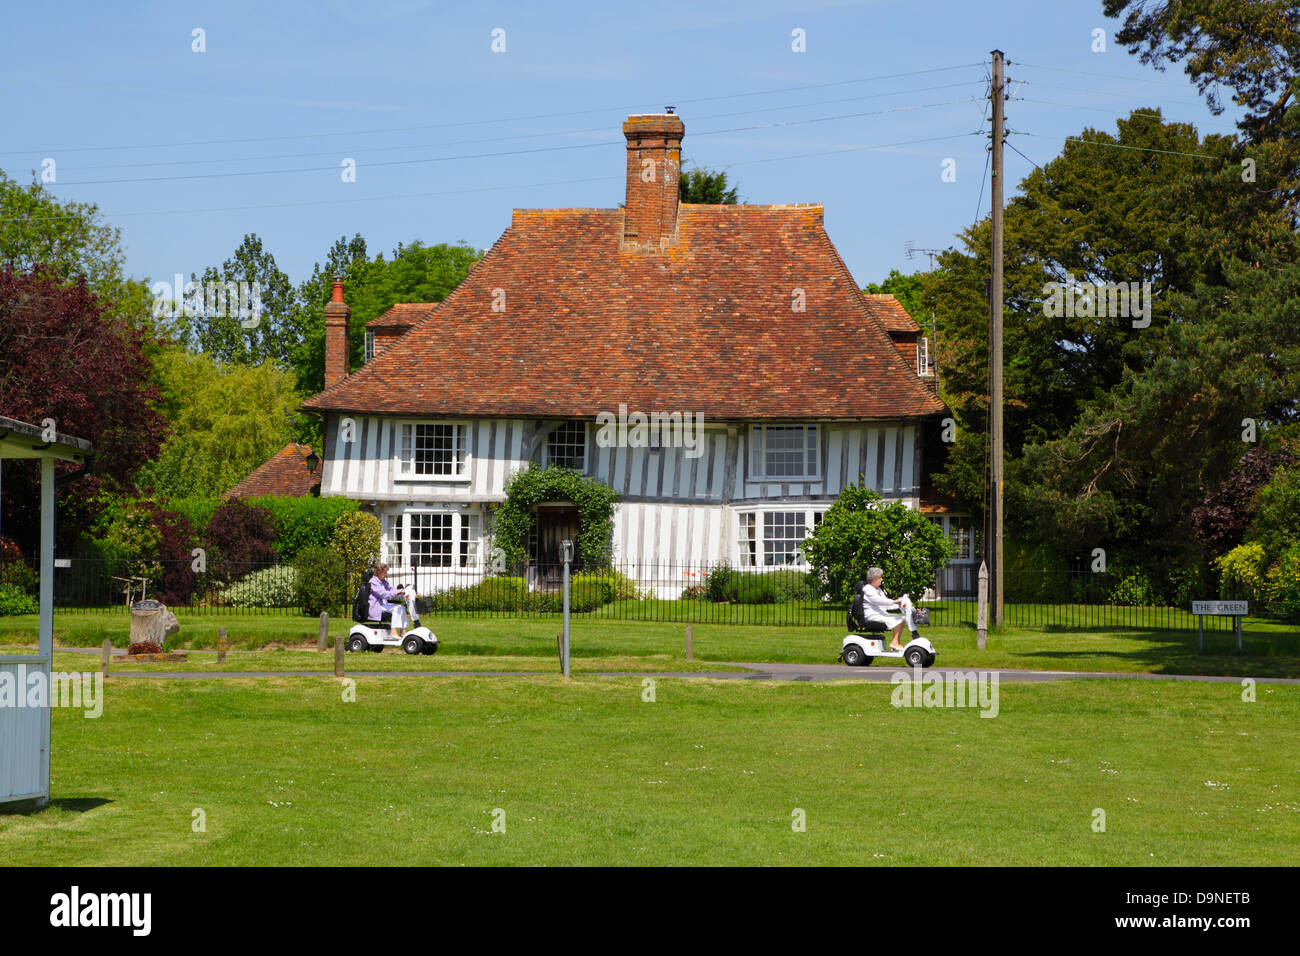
(622, 114), (684, 251)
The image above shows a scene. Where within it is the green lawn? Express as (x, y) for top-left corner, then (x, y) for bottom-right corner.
(2, 609), (1298, 677)
(1, 675), (1297, 865)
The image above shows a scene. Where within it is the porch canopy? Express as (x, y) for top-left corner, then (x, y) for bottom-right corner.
(0, 416), (93, 807)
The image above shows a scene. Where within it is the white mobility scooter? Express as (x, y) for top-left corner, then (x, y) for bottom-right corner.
(839, 590), (936, 668)
(347, 574), (439, 656)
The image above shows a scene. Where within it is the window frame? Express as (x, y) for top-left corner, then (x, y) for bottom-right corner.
(734, 506), (827, 568)
(544, 421), (588, 472)
(394, 420), (471, 482)
(364, 330), (376, 363)
(382, 508), (484, 569)
(749, 424), (821, 481)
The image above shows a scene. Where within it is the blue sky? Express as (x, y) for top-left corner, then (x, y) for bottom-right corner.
(4, 0), (1243, 291)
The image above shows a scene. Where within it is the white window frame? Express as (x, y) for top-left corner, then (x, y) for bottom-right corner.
(734, 506), (827, 568)
(382, 508), (484, 569)
(364, 330), (376, 363)
(395, 421), (471, 481)
(749, 424), (821, 481)
(544, 421), (588, 471)
(928, 515), (976, 562)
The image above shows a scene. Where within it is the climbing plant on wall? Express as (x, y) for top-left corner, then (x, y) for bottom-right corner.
(492, 466), (618, 569)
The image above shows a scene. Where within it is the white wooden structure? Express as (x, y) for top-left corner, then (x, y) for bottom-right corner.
(0, 416), (93, 807)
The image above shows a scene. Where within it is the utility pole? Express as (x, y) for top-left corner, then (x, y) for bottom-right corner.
(988, 50), (1006, 626)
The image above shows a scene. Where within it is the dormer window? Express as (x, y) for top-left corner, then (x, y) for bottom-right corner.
(364, 331), (375, 363)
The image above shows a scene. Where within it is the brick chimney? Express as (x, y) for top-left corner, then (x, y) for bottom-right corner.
(622, 113), (685, 252)
(324, 276), (351, 386)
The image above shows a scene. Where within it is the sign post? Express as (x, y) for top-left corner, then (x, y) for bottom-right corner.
(560, 540), (573, 679)
(1191, 600), (1248, 653)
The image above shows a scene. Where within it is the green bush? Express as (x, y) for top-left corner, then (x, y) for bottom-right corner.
(293, 545), (347, 615)
(734, 574), (777, 604)
(766, 568), (815, 603)
(705, 565), (739, 602)
(1263, 545), (1300, 623)
(251, 496), (359, 558)
(574, 570), (639, 601)
(1215, 543), (1269, 601)
(332, 511), (381, 597)
(430, 577), (527, 612)
(0, 582), (38, 616)
(1107, 570), (1158, 607)
(0, 559), (38, 597)
(219, 566), (297, 608)
(427, 576), (613, 613)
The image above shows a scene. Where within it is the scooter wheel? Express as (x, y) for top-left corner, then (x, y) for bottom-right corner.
(346, 636), (366, 653)
(842, 645), (869, 667)
(402, 636), (422, 655)
(905, 646), (928, 667)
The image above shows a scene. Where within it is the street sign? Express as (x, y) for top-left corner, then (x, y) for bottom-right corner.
(1191, 600), (1248, 616)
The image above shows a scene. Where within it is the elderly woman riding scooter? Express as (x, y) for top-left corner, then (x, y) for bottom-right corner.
(368, 562), (409, 639)
(860, 567), (911, 651)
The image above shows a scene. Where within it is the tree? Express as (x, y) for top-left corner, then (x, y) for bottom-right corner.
(133, 348), (300, 498)
(171, 234), (297, 366)
(288, 238), (481, 399)
(802, 485), (955, 605)
(680, 166), (739, 204)
(0, 172), (124, 288)
(0, 266), (167, 552)
(1103, 0), (1300, 136)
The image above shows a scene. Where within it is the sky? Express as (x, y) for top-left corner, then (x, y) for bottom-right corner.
(3, 0), (1245, 292)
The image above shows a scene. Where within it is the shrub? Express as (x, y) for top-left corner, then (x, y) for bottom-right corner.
(766, 569), (815, 603)
(1263, 545), (1300, 624)
(250, 496), (359, 559)
(139, 502), (199, 605)
(705, 565), (739, 602)
(1106, 570), (1158, 607)
(430, 577), (527, 612)
(1215, 543), (1270, 601)
(219, 566), (297, 608)
(734, 574), (776, 604)
(574, 570), (639, 601)
(206, 500), (279, 579)
(494, 466), (618, 568)
(802, 484), (956, 605)
(0, 582), (38, 616)
(293, 545), (347, 615)
(332, 511), (381, 594)
(0, 558), (38, 597)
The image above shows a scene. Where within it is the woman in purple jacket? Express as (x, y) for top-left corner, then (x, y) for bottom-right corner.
(368, 562), (408, 637)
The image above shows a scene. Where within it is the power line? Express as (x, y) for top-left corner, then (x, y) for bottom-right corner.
(0, 132), (983, 223)
(2, 62), (986, 156)
(1016, 130), (1228, 162)
(1013, 97), (1240, 130)
(42, 98), (984, 187)
(36, 81), (986, 175)
(1008, 60), (1208, 89)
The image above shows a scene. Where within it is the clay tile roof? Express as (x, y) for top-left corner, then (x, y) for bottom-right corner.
(302, 204), (946, 421)
(862, 293), (922, 333)
(225, 443), (320, 499)
(366, 302), (440, 330)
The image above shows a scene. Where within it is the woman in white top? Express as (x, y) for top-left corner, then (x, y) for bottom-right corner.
(861, 567), (908, 651)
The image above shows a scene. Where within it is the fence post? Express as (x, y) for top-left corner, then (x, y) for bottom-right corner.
(217, 626), (227, 664)
(685, 624), (693, 661)
(318, 612), (329, 652)
(1197, 614), (1204, 654)
(101, 637), (112, 676)
(334, 633), (345, 678)
(977, 561), (989, 651)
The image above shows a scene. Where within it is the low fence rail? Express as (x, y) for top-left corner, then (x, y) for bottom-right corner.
(2, 557), (1290, 633)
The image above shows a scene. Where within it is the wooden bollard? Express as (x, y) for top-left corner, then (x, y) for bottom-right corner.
(685, 624), (694, 661)
(318, 611), (329, 652)
(334, 634), (345, 678)
(217, 626), (228, 663)
(101, 637), (113, 676)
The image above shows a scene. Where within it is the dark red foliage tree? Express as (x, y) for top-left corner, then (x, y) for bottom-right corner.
(141, 502), (197, 605)
(0, 266), (167, 552)
(205, 500), (279, 583)
(1190, 446), (1296, 556)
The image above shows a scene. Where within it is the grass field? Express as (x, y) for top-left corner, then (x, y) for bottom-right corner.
(2, 609), (1298, 677)
(1, 674), (1297, 866)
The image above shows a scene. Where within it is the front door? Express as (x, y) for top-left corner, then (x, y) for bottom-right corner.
(531, 504), (582, 588)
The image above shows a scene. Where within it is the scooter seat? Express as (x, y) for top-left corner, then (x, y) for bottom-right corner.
(849, 619), (889, 634)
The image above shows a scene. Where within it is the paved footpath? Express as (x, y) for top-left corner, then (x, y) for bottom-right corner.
(71, 661), (1300, 684)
